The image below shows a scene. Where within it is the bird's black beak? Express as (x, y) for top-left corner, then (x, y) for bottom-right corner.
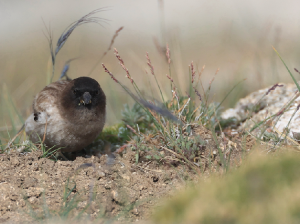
(82, 92), (92, 105)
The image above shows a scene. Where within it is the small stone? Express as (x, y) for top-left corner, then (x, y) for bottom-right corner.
(121, 175), (131, 181)
(10, 157), (20, 166)
(111, 190), (118, 200)
(111, 190), (126, 204)
(98, 171), (105, 178)
(28, 197), (36, 203)
(132, 207), (139, 215)
(104, 183), (111, 189)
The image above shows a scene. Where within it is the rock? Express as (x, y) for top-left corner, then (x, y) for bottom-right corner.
(221, 83), (300, 138)
(97, 171), (105, 178)
(111, 190), (126, 204)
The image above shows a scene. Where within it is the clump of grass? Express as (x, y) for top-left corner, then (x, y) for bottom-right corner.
(102, 46), (243, 172)
(4, 135), (61, 160)
(121, 102), (155, 134)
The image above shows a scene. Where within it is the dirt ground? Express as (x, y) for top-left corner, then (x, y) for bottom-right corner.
(0, 124), (256, 223)
(0, 149), (197, 223)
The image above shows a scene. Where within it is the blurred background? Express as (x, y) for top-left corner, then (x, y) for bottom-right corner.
(1, 0), (300, 139)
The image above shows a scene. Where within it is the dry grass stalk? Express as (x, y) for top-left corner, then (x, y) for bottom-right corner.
(4, 125), (25, 151)
(148, 110), (169, 133)
(209, 68), (220, 86)
(166, 44), (171, 64)
(166, 74), (173, 82)
(114, 48), (133, 83)
(102, 64), (119, 83)
(190, 61), (196, 83)
(88, 27), (124, 76)
(146, 52), (155, 75)
(42, 117), (48, 144)
(167, 90), (177, 108)
(198, 65), (205, 80)
(126, 124), (139, 136)
(193, 87), (202, 101)
(161, 146), (201, 172)
(152, 36), (166, 56)
(102, 26), (124, 58)
(177, 98), (190, 114)
(266, 83), (284, 95)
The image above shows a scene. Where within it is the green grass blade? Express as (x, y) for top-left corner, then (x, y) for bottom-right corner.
(272, 46), (300, 91)
(3, 85), (17, 136)
(215, 78), (246, 112)
(7, 90), (24, 124)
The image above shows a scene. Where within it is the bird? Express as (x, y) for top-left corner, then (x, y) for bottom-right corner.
(25, 76), (106, 153)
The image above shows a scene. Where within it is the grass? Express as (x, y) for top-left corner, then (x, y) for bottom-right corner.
(153, 150), (300, 224)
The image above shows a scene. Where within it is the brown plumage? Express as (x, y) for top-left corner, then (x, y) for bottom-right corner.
(25, 77), (106, 152)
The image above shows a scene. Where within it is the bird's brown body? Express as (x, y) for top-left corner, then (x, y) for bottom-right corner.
(25, 77), (106, 152)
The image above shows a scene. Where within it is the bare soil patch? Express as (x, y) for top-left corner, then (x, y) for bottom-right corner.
(0, 150), (193, 223)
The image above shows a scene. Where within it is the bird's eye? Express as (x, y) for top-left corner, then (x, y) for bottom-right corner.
(73, 89), (78, 94)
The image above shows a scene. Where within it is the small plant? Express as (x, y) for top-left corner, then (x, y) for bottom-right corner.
(121, 102), (155, 134)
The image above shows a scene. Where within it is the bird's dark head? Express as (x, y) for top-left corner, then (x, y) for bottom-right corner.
(71, 77), (104, 107)
(61, 77), (106, 117)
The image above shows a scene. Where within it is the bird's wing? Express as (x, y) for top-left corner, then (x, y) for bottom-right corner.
(33, 80), (69, 114)
(25, 80), (70, 141)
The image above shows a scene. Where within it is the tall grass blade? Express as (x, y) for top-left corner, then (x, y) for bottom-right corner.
(48, 8), (108, 82)
(6, 89), (24, 124)
(55, 8), (108, 56)
(272, 46), (300, 91)
(2, 84), (17, 136)
(215, 78), (246, 112)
